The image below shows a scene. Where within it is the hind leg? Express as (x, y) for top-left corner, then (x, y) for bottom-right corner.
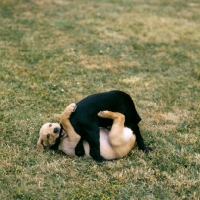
(98, 111), (125, 146)
(98, 111), (136, 158)
(98, 110), (151, 152)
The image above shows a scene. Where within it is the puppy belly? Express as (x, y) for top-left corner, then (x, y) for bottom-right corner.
(99, 128), (117, 160)
(82, 141), (91, 158)
(100, 127), (135, 159)
(122, 127), (134, 142)
(82, 128), (117, 159)
(58, 139), (76, 156)
(58, 127), (135, 160)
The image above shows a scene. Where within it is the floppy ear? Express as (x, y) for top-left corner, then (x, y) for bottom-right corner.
(37, 137), (44, 150)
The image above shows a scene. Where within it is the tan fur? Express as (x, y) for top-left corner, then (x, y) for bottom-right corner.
(37, 123), (61, 150)
(97, 111), (136, 158)
(38, 103), (136, 159)
(59, 103), (81, 156)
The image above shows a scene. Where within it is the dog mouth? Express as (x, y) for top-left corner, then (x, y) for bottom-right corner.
(59, 124), (67, 138)
(60, 129), (66, 138)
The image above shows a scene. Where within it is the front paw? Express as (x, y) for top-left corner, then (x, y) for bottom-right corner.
(37, 143), (44, 151)
(64, 103), (77, 117)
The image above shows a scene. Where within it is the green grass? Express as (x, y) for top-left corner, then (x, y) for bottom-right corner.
(0, 0), (200, 199)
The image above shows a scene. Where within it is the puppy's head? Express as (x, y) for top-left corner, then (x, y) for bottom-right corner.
(37, 122), (66, 150)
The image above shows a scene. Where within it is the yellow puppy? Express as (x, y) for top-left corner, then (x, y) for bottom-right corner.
(37, 122), (62, 150)
(38, 103), (136, 160)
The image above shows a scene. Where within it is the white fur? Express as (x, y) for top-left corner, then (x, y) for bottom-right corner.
(60, 127), (134, 160)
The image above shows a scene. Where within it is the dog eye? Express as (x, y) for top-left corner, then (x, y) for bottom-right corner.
(49, 124), (52, 127)
(47, 134), (50, 138)
(53, 127), (59, 134)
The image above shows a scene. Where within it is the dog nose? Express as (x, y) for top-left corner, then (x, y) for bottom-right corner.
(53, 127), (59, 134)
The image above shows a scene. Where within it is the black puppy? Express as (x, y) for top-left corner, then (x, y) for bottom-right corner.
(67, 90), (151, 161)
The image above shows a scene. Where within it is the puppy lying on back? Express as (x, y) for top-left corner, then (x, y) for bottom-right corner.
(37, 103), (136, 160)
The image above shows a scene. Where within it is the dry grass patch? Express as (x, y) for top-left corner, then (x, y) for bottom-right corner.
(80, 54), (140, 69)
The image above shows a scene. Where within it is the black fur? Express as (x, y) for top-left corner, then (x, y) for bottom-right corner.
(67, 90), (151, 161)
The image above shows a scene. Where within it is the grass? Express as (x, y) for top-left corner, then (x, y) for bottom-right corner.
(0, 0), (200, 199)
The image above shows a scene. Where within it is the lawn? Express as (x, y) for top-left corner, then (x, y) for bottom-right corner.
(0, 0), (199, 199)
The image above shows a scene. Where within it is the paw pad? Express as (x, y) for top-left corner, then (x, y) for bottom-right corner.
(98, 110), (107, 117)
(68, 103), (77, 112)
(71, 103), (77, 112)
